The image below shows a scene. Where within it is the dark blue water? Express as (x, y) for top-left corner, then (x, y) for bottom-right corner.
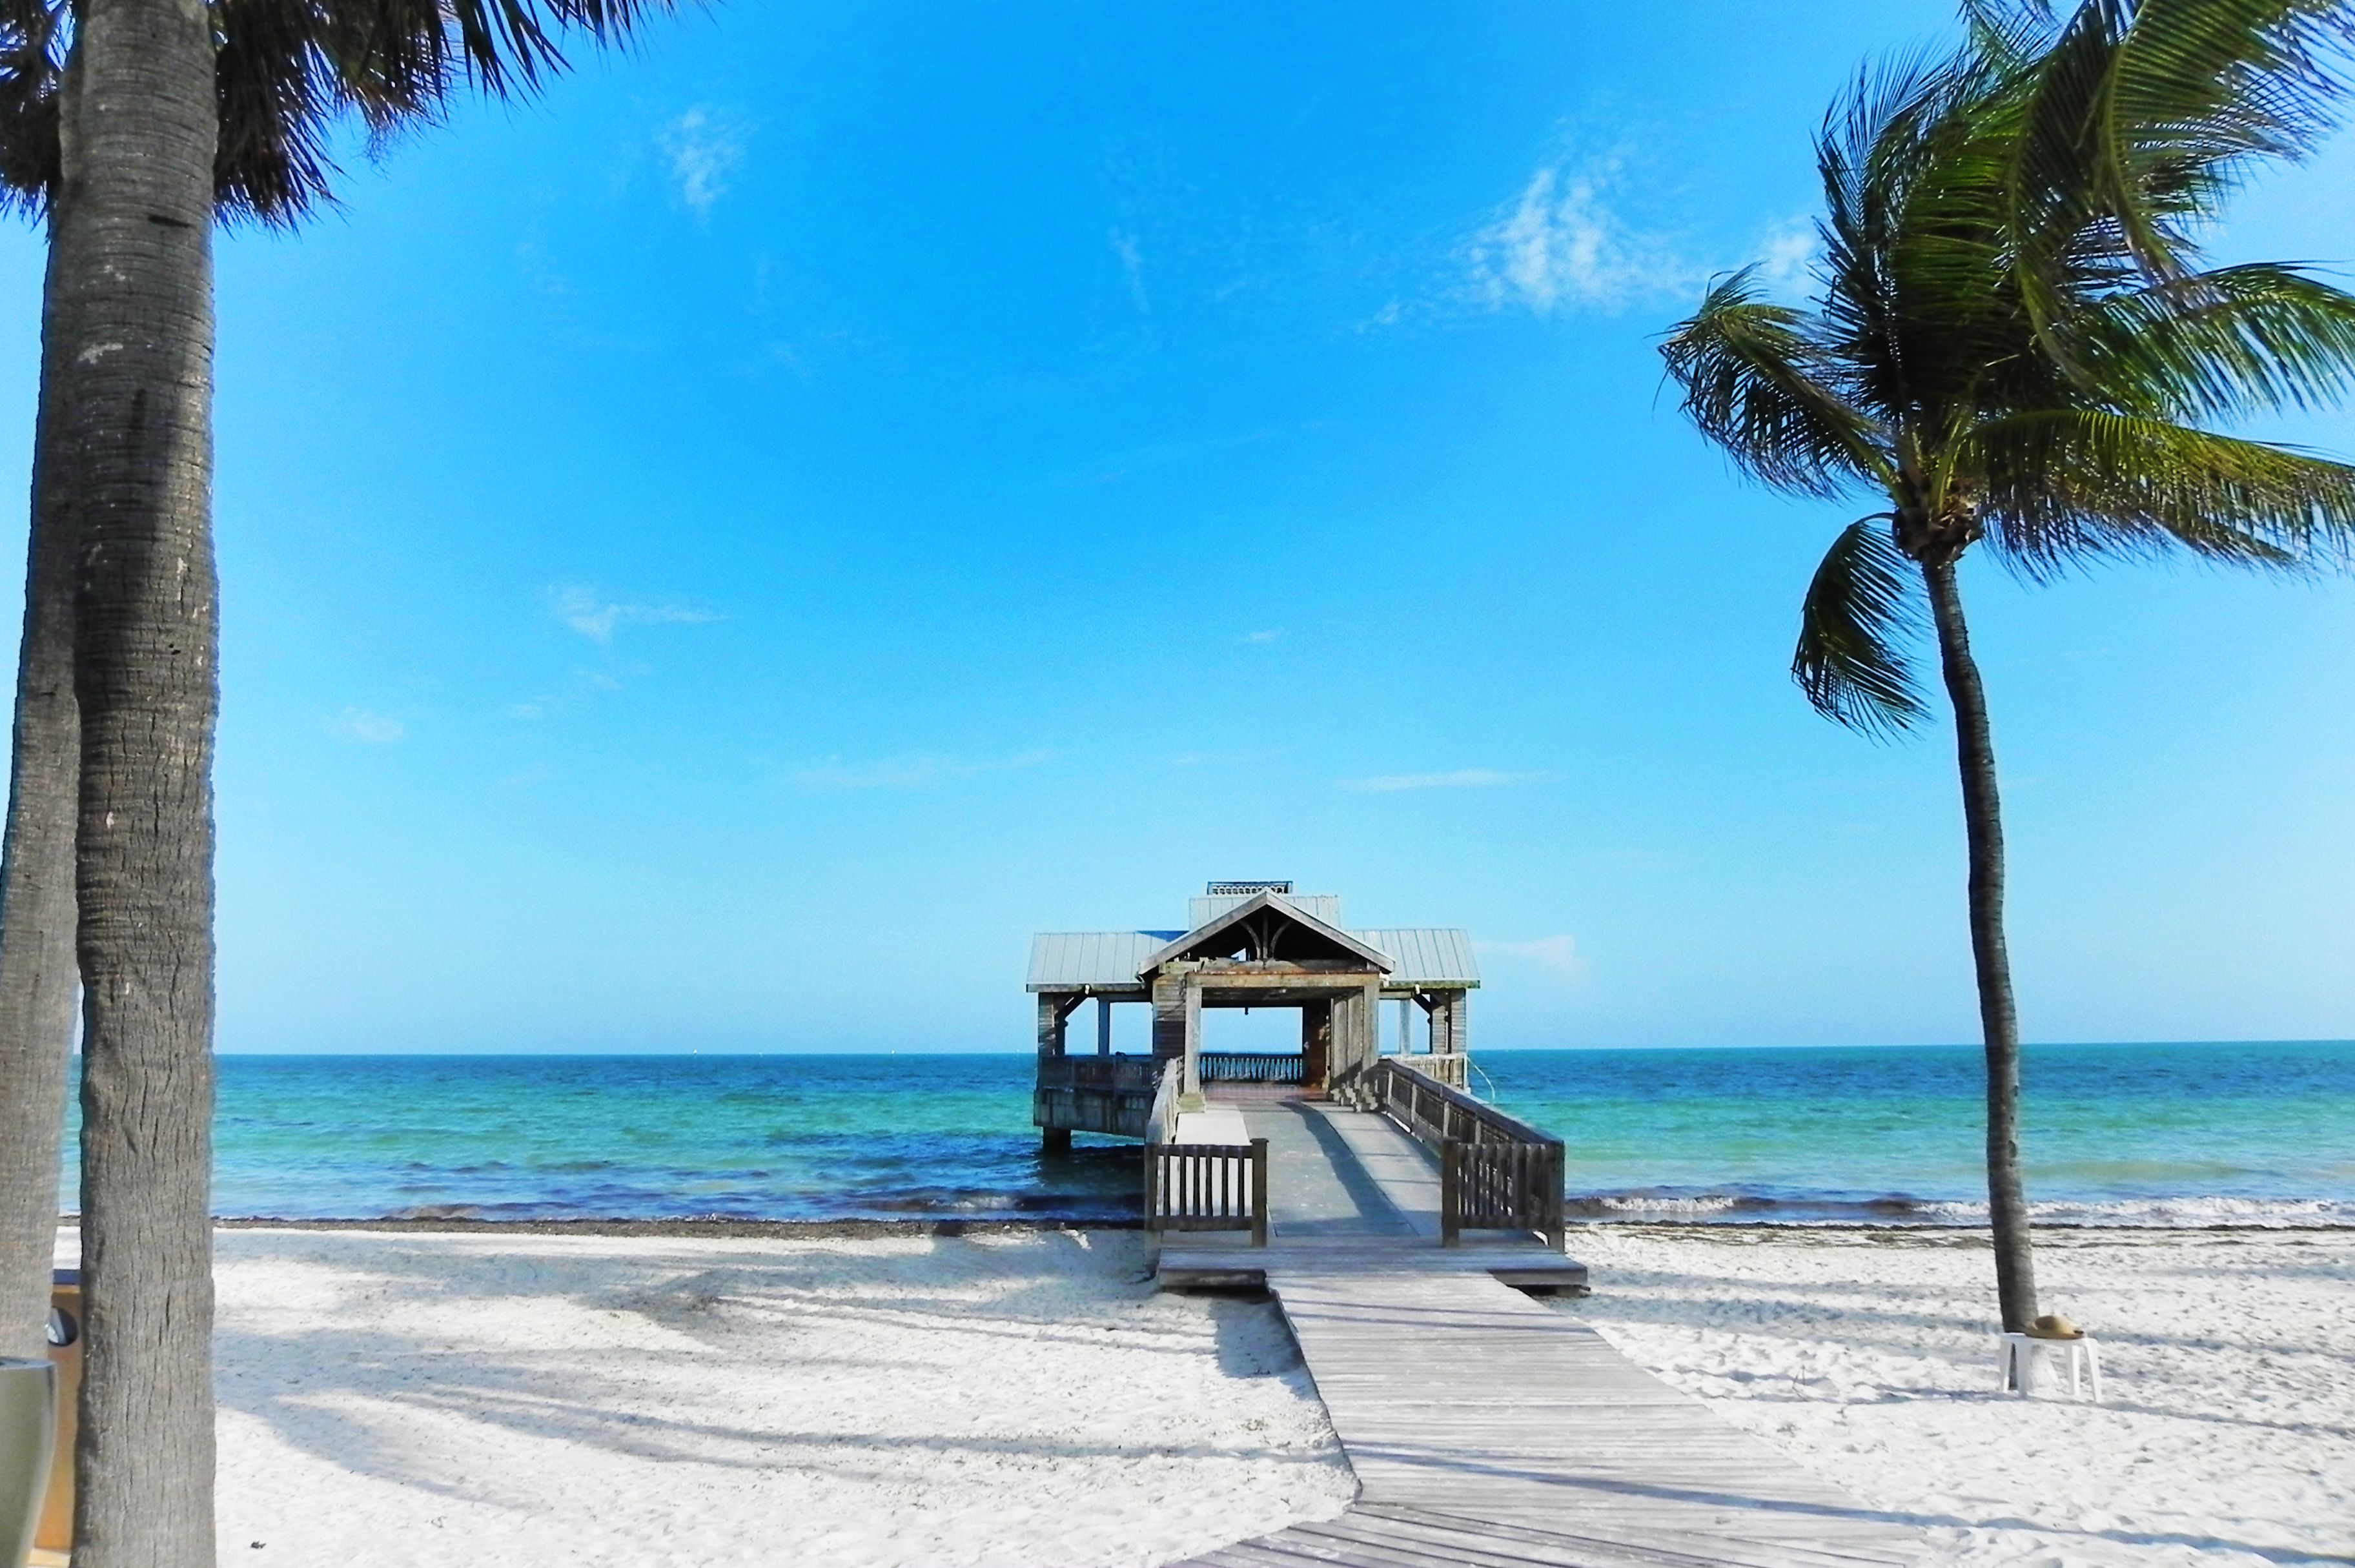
(56, 1041), (2355, 1224)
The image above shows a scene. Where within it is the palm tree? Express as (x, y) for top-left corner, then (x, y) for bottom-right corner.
(1662, 1), (2355, 1332)
(0, 0), (672, 1558)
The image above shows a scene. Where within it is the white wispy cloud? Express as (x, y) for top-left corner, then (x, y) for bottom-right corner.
(662, 108), (744, 219)
(1751, 215), (1819, 294)
(1340, 769), (1555, 793)
(329, 708), (406, 744)
(1476, 935), (1588, 983)
(793, 749), (1055, 791)
(1241, 628), (1285, 645)
(1468, 160), (1828, 317)
(549, 584), (722, 644)
(1468, 159), (1700, 315)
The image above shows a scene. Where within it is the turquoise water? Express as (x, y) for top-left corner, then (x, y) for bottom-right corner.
(53, 1041), (2355, 1224)
(1478, 1041), (2355, 1225)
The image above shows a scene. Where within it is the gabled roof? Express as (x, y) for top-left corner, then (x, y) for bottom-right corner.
(1139, 890), (1392, 975)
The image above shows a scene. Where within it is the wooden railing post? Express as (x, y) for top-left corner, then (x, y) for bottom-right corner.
(1441, 1139), (1462, 1247)
(1250, 1137), (1269, 1247)
(1143, 1145), (1159, 1234)
(1545, 1141), (1566, 1253)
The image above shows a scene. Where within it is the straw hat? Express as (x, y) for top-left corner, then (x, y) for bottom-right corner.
(2026, 1313), (2083, 1340)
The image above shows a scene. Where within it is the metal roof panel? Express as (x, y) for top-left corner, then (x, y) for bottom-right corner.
(1352, 928), (1480, 987)
(1026, 931), (1178, 990)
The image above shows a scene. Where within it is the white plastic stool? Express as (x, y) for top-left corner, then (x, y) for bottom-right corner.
(1999, 1332), (2101, 1400)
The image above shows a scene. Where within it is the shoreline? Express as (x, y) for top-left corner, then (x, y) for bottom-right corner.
(132, 1214), (2355, 1237)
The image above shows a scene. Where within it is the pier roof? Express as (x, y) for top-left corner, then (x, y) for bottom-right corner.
(1028, 885), (1479, 992)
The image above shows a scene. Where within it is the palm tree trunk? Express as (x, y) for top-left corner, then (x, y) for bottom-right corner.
(48, 0), (221, 1558)
(1921, 557), (2037, 1333)
(0, 205), (85, 1362)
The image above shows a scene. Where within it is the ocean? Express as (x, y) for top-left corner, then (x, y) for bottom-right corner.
(54, 1041), (2355, 1226)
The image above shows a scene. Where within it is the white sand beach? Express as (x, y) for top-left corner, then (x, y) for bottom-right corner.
(58, 1223), (2354, 1566)
(1562, 1225), (2355, 1567)
(192, 1228), (1351, 1568)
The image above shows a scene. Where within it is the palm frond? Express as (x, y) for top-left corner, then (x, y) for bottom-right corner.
(1662, 270), (1890, 498)
(1815, 48), (2011, 420)
(1962, 0), (2061, 70)
(226, 0), (677, 223)
(213, 0), (349, 226)
(1972, 408), (2355, 574)
(2003, 0), (2355, 348)
(0, 0), (678, 227)
(1793, 518), (1930, 737)
(2071, 261), (2355, 420)
(0, 0), (62, 216)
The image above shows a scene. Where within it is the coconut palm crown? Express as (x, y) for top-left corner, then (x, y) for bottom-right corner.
(1670, 32), (2355, 738)
(0, 0), (668, 225)
(1662, 0), (2355, 1331)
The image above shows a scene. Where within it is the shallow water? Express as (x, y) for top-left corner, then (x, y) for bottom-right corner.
(52, 1041), (2355, 1224)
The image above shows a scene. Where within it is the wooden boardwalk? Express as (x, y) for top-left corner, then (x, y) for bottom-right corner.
(1159, 1099), (1921, 1568)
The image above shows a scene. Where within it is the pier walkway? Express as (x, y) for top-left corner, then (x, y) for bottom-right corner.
(1159, 1097), (1921, 1568)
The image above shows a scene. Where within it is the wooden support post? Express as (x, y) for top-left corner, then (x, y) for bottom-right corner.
(1096, 996), (1112, 1057)
(1301, 1001), (1331, 1090)
(1250, 1137), (1269, 1248)
(1396, 997), (1413, 1055)
(1151, 972), (1188, 1067)
(1181, 976), (1203, 1104)
(1039, 992), (1081, 1151)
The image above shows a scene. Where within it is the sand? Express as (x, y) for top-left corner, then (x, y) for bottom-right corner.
(1559, 1226), (2355, 1567)
(197, 1228), (1352, 1567)
(50, 1223), (2355, 1565)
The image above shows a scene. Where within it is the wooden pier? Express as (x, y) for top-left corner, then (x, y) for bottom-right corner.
(1028, 884), (1919, 1567)
(1154, 1083), (1921, 1568)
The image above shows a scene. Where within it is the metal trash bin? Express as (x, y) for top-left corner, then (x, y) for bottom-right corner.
(35, 1271), (77, 1560)
(0, 1354), (57, 1568)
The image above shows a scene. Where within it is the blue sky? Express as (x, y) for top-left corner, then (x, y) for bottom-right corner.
(1, 0), (2350, 1054)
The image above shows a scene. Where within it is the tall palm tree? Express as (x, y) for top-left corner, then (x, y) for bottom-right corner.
(0, 0), (671, 1559)
(1662, 0), (2355, 1332)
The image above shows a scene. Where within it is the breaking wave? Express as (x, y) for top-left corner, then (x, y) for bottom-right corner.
(1568, 1186), (2355, 1227)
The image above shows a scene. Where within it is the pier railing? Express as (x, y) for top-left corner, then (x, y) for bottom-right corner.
(1392, 1052), (1469, 1090)
(1196, 1051), (1307, 1085)
(1370, 1058), (1565, 1251)
(1145, 1140), (1270, 1243)
(1036, 1052), (1158, 1095)
(1035, 1052), (1159, 1140)
(1142, 1061), (1270, 1245)
(1147, 1057), (1180, 1143)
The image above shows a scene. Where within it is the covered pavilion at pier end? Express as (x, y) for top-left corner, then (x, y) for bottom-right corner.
(1028, 881), (1477, 1147)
